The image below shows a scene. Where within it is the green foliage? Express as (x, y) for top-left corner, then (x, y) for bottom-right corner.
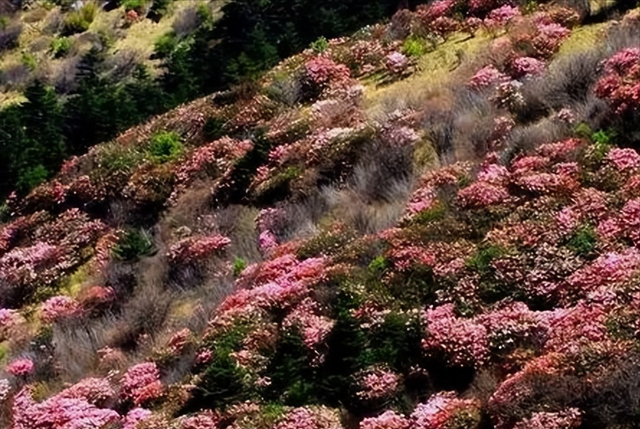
(61, 2), (96, 36)
(566, 225), (597, 257)
(16, 165), (48, 192)
(368, 255), (388, 274)
(320, 307), (367, 406)
(147, 131), (183, 163)
(232, 256), (247, 277)
(21, 52), (37, 70)
(362, 312), (423, 372)
(310, 36), (329, 53)
(411, 203), (447, 225)
(112, 229), (157, 261)
(588, 129), (616, 164)
(187, 325), (251, 411)
(265, 330), (319, 406)
(466, 245), (507, 273)
(122, 0), (146, 12)
(50, 37), (72, 58)
(403, 36), (430, 57)
(202, 117), (227, 141)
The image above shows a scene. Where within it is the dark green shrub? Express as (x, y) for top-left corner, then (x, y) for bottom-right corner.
(202, 117), (227, 141)
(265, 330), (318, 406)
(112, 229), (157, 261)
(232, 256), (247, 277)
(466, 245), (507, 273)
(310, 36), (329, 53)
(147, 130), (183, 163)
(50, 37), (72, 58)
(566, 225), (597, 257)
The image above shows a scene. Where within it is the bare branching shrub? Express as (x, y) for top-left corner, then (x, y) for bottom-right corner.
(108, 285), (173, 351)
(103, 49), (143, 80)
(265, 74), (303, 107)
(0, 21), (22, 53)
(50, 55), (81, 93)
(52, 318), (106, 381)
(350, 139), (414, 203)
(508, 118), (570, 151)
(521, 50), (603, 112)
(172, 6), (204, 38)
(43, 8), (64, 35)
(0, 62), (31, 88)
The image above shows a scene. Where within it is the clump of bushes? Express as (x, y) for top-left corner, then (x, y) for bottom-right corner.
(147, 131), (184, 164)
(61, 1), (97, 36)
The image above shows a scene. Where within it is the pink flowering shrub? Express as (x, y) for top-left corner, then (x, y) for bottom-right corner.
(6, 358), (34, 376)
(356, 367), (401, 401)
(123, 408), (153, 429)
(468, 65), (509, 89)
(512, 408), (581, 429)
(57, 378), (115, 405)
(304, 56), (351, 95)
(484, 5), (521, 31)
(274, 406), (342, 429)
(167, 233), (231, 264)
(283, 298), (334, 349)
(121, 362), (164, 406)
(595, 48), (640, 113)
(360, 411), (409, 429)
(511, 56), (545, 78)
(177, 411), (220, 429)
(12, 387), (120, 429)
(411, 391), (481, 429)
(384, 52), (409, 75)
(606, 148), (640, 172)
(40, 296), (80, 323)
(457, 181), (511, 208)
(422, 305), (489, 367)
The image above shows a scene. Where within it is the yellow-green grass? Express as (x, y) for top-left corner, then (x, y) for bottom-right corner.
(363, 31), (492, 113)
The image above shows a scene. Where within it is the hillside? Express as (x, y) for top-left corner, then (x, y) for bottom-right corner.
(0, 0), (640, 428)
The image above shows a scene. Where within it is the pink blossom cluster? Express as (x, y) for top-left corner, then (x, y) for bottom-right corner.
(511, 56), (545, 78)
(40, 295), (80, 323)
(457, 181), (511, 208)
(468, 65), (509, 89)
(566, 247), (640, 293)
(356, 367), (400, 401)
(305, 56), (351, 91)
(0, 242), (75, 290)
(178, 410), (220, 429)
(6, 358), (34, 376)
(484, 5), (521, 31)
(0, 308), (22, 340)
(12, 386), (120, 429)
(411, 391), (480, 429)
(606, 147), (640, 172)
(595, 48), (640, 113)
(274, 406), (343, 429)
(283, 298), (334, 349)
(166, 328), (193, 355)
(171, 137), (253, 202)
(384, 52), (409, 75)
(422, 304), (489, 367)
(167, 233), (231, 264)
(57, 377), (115, 405)
(123, 407), (153, 429)
(360, 411), (409, 429)
(512, 408), (581, 429)
(121, 362), (164, 406)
